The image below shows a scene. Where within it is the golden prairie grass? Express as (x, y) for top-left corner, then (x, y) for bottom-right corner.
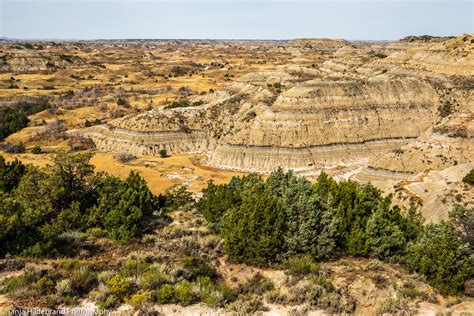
(91, 152), (244, 194)
(2, 151), (244, 195)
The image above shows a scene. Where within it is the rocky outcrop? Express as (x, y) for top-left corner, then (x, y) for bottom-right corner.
(209, 139), (415, 172)
(79, 35), (473, 174)
(377, 34), (474, 76)
(82, 77), (438, 172)
(0, 50), (85, 73)
(81, 125), (209, 156)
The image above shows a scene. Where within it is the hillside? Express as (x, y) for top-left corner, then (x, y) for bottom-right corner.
(0, 36), (473, 315)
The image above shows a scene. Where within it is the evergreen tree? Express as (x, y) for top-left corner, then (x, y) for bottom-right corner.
(404, 222), (473, 294)
(0, 107), (29, 140)
(365, 201), (407, 259)
(0, 157), (26, 193)
(99, 171), (158, 242)
(222, 182), (286, 266)
(0, 153), (163, 256)
(449, 204), (474, 251)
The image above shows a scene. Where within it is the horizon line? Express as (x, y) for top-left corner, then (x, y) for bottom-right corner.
(1, 34), (462, 43)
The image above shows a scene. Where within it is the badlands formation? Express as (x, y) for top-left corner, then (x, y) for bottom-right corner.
(84, 78), (436, 172)
(0, 35), (472, 220)
(0, 35), (473, 315)
(82, 36), (473, 201)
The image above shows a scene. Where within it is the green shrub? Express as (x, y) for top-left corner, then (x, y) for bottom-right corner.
(84, 118), (102, 127)
(58, 259), (81, 271)
(31, 145), (42, 154)
(115, 152), (136, 163)
(56, 279), (73, 296)
(377, 298), (412, 314)
(120, 259), (150, 279)
(374, 52), (388, 59)
(462, 169), (474, 185)
(439, 102), (454, 117)
(97, 294), (121, 310)
(100, 171), (160, 243)
(239, 273), (274, 295)
(164, 98), (191, 109)
(159, 149), (168, 158)
(0, 107), (29, 140)
(86, 227), (107, 239)
(197, 179), (242, 231)
(398, 286), (422, 299)
(140, 269), (169, 290)
(181, 257), (218, 281)
(192, 100), (204, 106)
(155, 284), (175, 304)
(364, 260), (384, 271)
(127, 291), (152, 310)
(449, 204), (473, 250)
(198, 169), (427, 287)
(174, 280), (196, 306)
(117, 97), (128, 106)
(228, 295), (268, 314)
(35, 277), (55, 295)
(404, 222), (473, 294)
(98, 271), (115, 284)
(284, 255), (320, 276)
(222, 180), (286, 266)
(199, 282), (236, 308)
(70, 266), (97, 295)
(0, 152), (167, 257)
(165, 185), (194, 211)
(0, 156), (26, 193)
(107, 275), (132, 299)
(0, 275), (30, 294)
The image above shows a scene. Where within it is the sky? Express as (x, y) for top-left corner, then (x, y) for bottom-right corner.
(1, 0), (473, 40)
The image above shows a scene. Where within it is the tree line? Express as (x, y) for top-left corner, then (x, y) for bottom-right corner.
(0, 153), (168, 257)
(197, 169), (473, 295)
(1, 155), (472, 295)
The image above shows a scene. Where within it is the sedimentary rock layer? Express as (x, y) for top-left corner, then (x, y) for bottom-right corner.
(227, 79), (436, 148)
(209, 138), (416, 172)
(81, 125), (209, 155)
(82, 77), (438, 172)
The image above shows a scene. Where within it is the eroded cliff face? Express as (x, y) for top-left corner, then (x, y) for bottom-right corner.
(379, 34), (474, 76)
(208, 79), (437, 172)
(81, 77), (438, 172)
(80, 35), (472, 175)
(0, 50), (85, 73)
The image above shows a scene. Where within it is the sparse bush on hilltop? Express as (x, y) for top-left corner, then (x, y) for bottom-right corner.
(116, 96), (130, 108)
(164, 98), (190, 109)
(462, 169), (474, 185)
